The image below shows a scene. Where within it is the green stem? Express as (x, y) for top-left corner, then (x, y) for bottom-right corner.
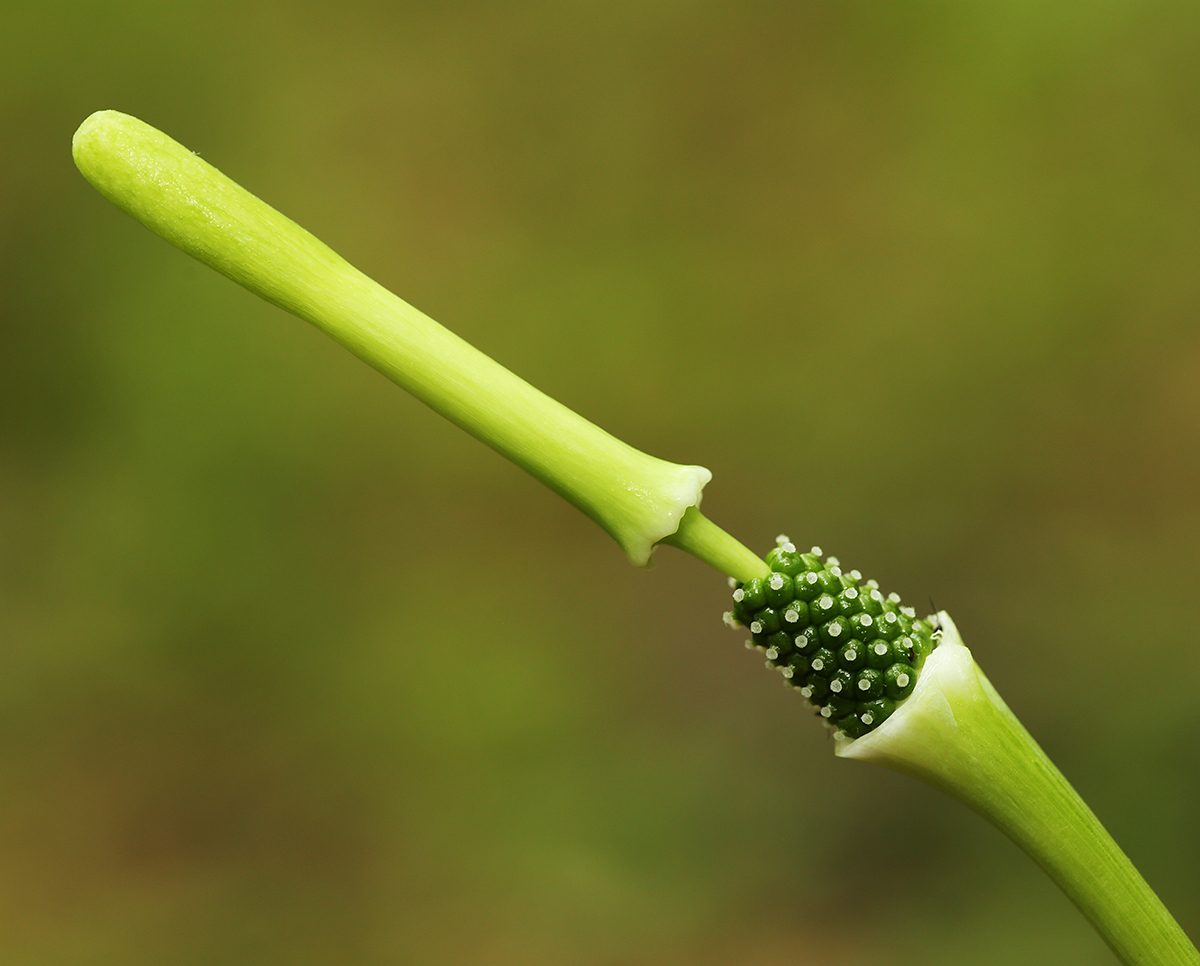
(840, 614), (1199, 966)
(72, 110), (712, 569)
(659, 507), (769, 583)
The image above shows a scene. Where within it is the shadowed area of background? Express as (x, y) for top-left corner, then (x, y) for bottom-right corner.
(3, 1), (1200, 963)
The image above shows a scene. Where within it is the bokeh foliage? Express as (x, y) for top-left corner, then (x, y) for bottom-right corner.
(3, 1), (1200, 963)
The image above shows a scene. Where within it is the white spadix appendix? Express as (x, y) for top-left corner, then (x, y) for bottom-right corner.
(73, 110), (1199, 966)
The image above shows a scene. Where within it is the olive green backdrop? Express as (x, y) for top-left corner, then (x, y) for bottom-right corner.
(3, 1), (1199, 963)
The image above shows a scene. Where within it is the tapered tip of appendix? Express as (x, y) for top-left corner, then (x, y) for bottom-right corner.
(74, 109), (121, 140)
(72, 110), (151, 164)
(73, 110), (121, 164)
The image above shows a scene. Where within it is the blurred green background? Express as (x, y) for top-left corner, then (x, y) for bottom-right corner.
(3, 1), (1200, 963)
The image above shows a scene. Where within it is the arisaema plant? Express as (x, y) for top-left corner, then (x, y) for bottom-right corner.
(74, 110), (1198, 966)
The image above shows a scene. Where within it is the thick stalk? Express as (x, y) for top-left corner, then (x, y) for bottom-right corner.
(839, 615), (1199, 966)
(72, 110), (711, 568)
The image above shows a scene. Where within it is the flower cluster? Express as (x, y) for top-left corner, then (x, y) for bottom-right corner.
(725, 538), (939, 739)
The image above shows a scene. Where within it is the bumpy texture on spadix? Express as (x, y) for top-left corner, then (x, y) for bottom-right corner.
(724, 537), (939, 739)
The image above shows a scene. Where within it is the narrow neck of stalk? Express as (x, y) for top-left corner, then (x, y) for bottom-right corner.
(839, 615), (1200, 966)
(72, 111), (767, 581)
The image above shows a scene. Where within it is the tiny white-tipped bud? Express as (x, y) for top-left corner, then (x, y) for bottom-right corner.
(732, 588), (745, 602)
(820, 706), (833, 718)
(799, 686), (813, 698)
(858, 678), (871, 691)
(776, 534), (791, 545)
(811, 545), (823, 556)
(845, 587), (859, 600)
(888, 592), (901, 603)
(828, 622), (842, 638)
(896, 672), (910, 688)
(750, 621), (763, 634)
(873, 642), (889, 656)
(765, 647), (779, 660)
(727, 576), (737, 588)
(826, 556), (840, 567)
(829, 566), (842, 577)
(867, 579), (879, 589)
(811, 657), (825, 671)
(850, 569), (862, 581)
(830, 679), (843, 692)
(861, 711), (875, 726)
(781, 667), (794, 679)
(768, 574), (785, 590)
(901, 605), (916, 618)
